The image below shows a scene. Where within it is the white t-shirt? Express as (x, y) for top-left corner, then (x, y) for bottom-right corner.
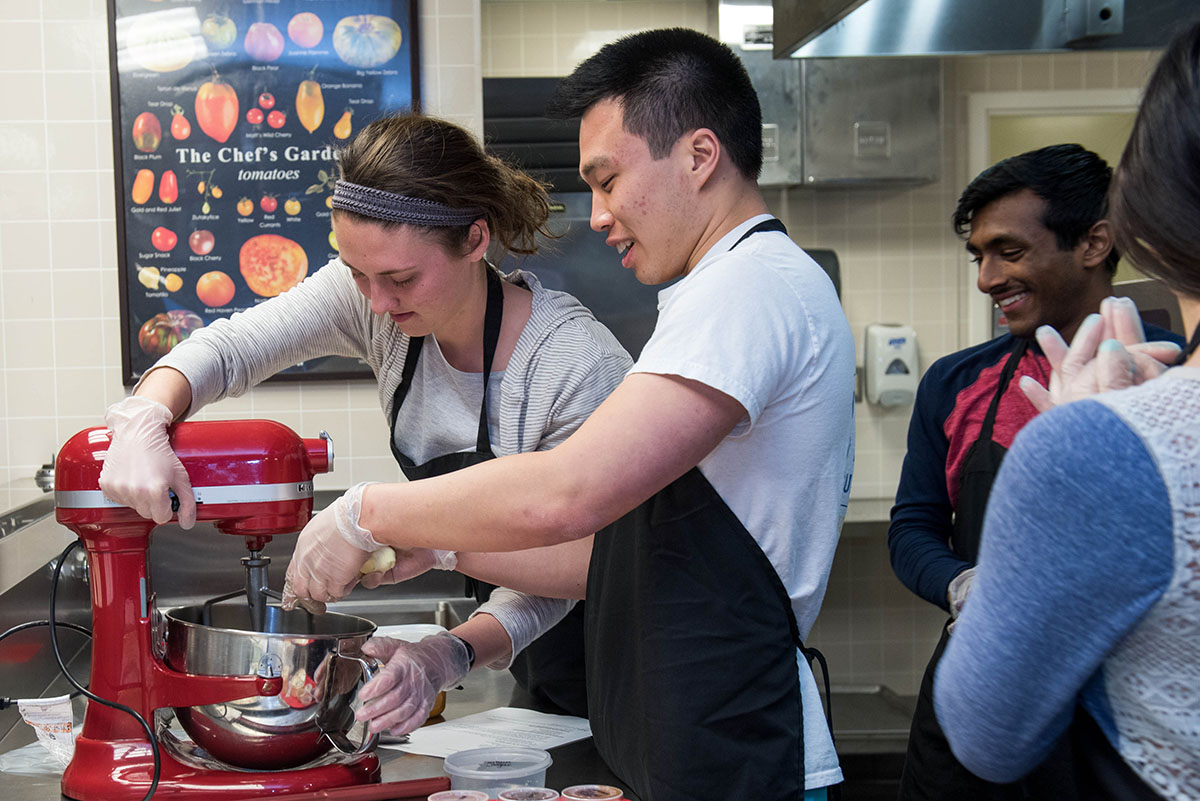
(631, 213), (856, 789)
(392, 334), (506, 464)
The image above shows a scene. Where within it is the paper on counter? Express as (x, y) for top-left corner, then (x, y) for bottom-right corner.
(17, 695), (76, 768)
(381, 706), (592, 758)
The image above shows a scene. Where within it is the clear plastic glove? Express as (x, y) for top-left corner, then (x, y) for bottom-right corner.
(1020, 298), (1181, 413)
(356, 632), (471, 736)
(360, 548), (458, 589)
(946, 567), (976, 634)
(282, 482), (381, 609)
(99, 395), (196, 529)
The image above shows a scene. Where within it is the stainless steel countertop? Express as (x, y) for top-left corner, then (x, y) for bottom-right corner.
(1, 664), (639, 801)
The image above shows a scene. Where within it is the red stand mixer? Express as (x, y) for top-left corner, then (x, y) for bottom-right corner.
(53, 419), (381, 800)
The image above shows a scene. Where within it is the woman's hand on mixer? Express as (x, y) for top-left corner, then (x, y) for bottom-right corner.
(99, 395), (197, 528)
(283, 482), (381, 606)
(356, 632), (472, 735)
(360, 547), (458, 589)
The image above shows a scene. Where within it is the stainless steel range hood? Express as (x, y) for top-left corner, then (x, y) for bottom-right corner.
(773, 0), (1192, 59)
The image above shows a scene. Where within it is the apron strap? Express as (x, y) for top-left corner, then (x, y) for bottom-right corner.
(477, 266), (504, 452)
(389, 336), (425, 434)
(979, 338), (1028, 442)
(731, 217), (787, 250)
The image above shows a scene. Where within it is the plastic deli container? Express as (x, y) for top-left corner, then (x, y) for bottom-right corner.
(497, 789), (561, 800)
(428, 792), (491, 801)
(443, 747), (553, 795)
(560, 786), (624, 800)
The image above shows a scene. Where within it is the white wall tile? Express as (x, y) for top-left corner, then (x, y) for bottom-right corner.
(0, 221), (52, 270)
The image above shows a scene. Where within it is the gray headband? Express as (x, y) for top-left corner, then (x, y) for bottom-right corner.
(331, 181), (484, 226)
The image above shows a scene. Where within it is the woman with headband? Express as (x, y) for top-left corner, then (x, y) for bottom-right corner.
(98, 113), (632, 721)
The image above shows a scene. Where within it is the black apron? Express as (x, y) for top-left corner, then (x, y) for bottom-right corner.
(900, 340), (1077, 801)
(585, 219), (815, 801)
(389, 266), (589, 717)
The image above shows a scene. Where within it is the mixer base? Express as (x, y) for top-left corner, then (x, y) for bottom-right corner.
(61, 733), (381, 800)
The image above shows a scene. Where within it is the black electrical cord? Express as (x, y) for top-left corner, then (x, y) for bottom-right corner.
(0, 619), (91, 709)
(47, 540), (160, 801)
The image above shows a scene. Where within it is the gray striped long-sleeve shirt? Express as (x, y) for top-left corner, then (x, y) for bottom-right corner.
(151, 259), (633, 457)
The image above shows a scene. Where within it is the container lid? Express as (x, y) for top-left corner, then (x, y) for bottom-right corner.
(428, 791), (491, 801)
(443, 747), (553, 780)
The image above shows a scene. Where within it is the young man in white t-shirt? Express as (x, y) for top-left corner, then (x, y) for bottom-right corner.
(285, 28), (856, 801)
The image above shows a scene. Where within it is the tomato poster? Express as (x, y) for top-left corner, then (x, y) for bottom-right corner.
(108, 0), (419, 384)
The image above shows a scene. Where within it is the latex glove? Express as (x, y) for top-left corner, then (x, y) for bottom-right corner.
(283, 482), (381, 609)
(360, 548), (458, 589)
(1020, 298), (1181, 413)
(356, 632), (471, 735)
(99, 395), (197, 529)
(946, 567), (976, 634)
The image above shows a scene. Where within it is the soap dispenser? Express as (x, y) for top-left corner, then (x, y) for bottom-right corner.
(865, 323), (918, 407)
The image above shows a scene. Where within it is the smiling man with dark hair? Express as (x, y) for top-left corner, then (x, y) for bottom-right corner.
(890, 143), (1182, 800)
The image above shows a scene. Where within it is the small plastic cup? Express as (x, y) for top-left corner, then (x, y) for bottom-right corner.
(497, 789), (561, 800)
(560, 786), (624, 800)
(443, 746), (553, 795)
(428, 792), (490, 801)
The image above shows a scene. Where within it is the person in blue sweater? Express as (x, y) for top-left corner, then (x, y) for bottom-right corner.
(888, 143), (1183, 800)
(934, 21), (1200, 799)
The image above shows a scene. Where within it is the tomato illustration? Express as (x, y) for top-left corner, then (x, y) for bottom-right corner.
(284, 198), (301, 215)
(138, 310), (203, 356)
(189, 229), (215, 255)
(333, 15), (402, 69)
(240, 234), (308, 297)
(288, 13), (324, 49)
(201, 13), (237, 49)
(158, 170), (178, 204)
(333, 108), (353, 140)
(260, 195), (278, 213)
(196, 270), (236, 308)
(258, 92), (275, 109)
(131, 169), (155, 205)
(237, 197), (254, 216)
(296, 75), (324, 133)
(132, 112), (161, 153)
(267, 109), (286, 129)
(195, 72), (239, 144)
(211, 186), (223, 199)
(170, 105), (190, 140)
(151, 226), (178, 252)
(246, 107), (264, 125)
(244, 22), (285, 61)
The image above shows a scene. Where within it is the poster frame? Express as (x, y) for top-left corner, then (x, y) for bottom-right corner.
(107, 0), (421, 385)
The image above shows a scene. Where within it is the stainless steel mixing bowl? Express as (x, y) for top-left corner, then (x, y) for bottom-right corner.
(163, 604), (380, 770)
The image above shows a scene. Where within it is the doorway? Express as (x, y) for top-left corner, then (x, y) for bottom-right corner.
(965, 89), (1141, 343)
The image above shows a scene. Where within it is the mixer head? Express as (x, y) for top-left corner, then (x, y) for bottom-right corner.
(55, 419), (334, 628)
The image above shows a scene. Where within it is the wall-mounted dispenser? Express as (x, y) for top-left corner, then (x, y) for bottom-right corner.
(864, 323), (918, 406)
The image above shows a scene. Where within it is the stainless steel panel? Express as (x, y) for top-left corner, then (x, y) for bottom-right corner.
(738, 47), (805, 187)
(776, 0), (1186, 58)
(801, 57), (941, 185)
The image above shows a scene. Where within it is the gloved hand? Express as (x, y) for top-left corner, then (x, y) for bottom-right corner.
(283, 482), (381, 609)
(1020, 298), (1181, 413)
(360, 548), (458, 589)
(99, 395), (197, 529)
(356, 632), (471, 735)
(946, 567), (976, 634)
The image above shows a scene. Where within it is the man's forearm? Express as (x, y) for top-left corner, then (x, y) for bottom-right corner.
(455, 536), (593, 600)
